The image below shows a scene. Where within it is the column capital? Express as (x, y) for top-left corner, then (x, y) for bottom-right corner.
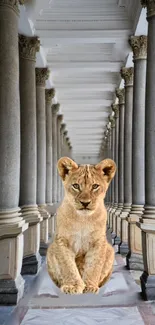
(120, 67), (134, 87)
(57, 114), (63, 123)
(0, 0), (20, 14)
(45, 88), (55, 103)
(36, 68), (50, 87)
(61, 123), (66, 133)
(66, 137), (70, 144)
(64, 130), (68, 137)
(129, 35), (147, 60)
(141, 0), (155, 18)
(52, 103), (60, 115)
(108, 114), (115, 128)
(111, 104), (119, 118)
(116, 88), (125, 104)
(19, 35), (40, 61)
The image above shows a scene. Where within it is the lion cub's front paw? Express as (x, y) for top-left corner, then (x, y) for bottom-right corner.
(83, 285), (99, 294)
(61, 283), (85, 295)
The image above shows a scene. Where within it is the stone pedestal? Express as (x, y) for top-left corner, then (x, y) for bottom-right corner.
(52, 104), (60, 205)
(126, 207), (144, 271)
(119, 67), (134, 254)
(19, 35), (42, 275)
(36, 68), (50, 255)
(57, 114), (63, 203)
(0, 1), (28, 304)
(139, 0), (155, 300)
(126, 35), (147, 270)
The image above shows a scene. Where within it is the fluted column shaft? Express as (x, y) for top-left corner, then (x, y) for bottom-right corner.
(0, 1), (27, 304)
(36, 68), (50, 255)
(45, 89), (55, 205)
(114, 89), (125, 245)
(111, 104), (119, 239)
(108, 115), (115, 230)
(57, 115), (63, 202)
(127, 35), (147, 271)
(139, 0), (155, 300)
(119, 67), (134, 254)
(19, 35), (42, 275)
(52, 104), (60, 204)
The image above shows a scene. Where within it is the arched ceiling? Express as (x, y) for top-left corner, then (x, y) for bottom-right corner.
(19, 0), (147, 162)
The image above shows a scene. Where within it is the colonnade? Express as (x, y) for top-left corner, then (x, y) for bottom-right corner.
(105, 0), (155, 301)
(0, 0), (72, 304)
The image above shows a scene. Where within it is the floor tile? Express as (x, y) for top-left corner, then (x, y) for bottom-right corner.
(21, 307), (144, 325)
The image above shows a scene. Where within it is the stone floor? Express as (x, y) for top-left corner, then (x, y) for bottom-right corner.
(1, 244), (155, 325)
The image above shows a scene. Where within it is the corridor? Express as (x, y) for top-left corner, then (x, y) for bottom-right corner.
(1, 0), (155, 324)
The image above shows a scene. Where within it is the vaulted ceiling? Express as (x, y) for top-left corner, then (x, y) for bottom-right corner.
(19, 0), (147, 162)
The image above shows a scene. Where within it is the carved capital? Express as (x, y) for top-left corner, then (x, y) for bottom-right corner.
(64, 130), (68, 137)
(141, 0), (155, 18)
(129, 35), (147, 60)
(36, 68), (50, 87)
(112, 104), (119, 118)
(108, 114), (115, 128)
(0, 0), (20, 14)
(116, 88), (125, 105)
(61, 123), (66, 133)
(57, 114), (63, 124)
(45, 88), (55, 103)
(120, 67), (134, 86)
(52, 103), (60, 115)
(19, 35), (40, 61)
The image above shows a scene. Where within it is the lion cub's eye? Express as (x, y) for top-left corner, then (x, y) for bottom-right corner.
(92, 184), (99, 190)
(72, 183), (80, 191)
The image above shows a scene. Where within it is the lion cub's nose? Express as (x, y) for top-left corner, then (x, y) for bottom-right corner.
(80, 201), (91, 208)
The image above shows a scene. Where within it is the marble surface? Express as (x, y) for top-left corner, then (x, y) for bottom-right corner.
(37, 267), (127, 297)
(21, 307), (144, 325)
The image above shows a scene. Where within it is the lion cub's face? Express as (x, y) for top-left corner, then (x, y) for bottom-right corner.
(58, 157), (116, 216)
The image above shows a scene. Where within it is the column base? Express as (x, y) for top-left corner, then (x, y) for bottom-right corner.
(126, 252), (144, 271)
(0, 275), (24, 305)
(39, 242), (48, 256)
(21, 252), (41, 275)
(119, 241), (129, 255)
(140, 271), (155, 301)
(114, 236), (121, 245)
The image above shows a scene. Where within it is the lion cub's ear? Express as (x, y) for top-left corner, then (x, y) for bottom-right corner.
(95, 159), (116, 184)
(57, 157), (78, 180)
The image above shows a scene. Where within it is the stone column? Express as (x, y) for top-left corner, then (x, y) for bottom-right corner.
(127, 35), (147, 271)
(60, 123), (66, 158)
(52, 103), (60, 204)
(45, 88), (55, 239)
(0, 1), (28, 304)
(119, 67), (134, 254)
(64, 130), (68, 156)
(138, 0), (155, 300)
(105, 124), (111, 209)
(111, 104), (119, 240)
(57, 114), (63, 202)
(115, 88), (125, 245)
(60, 123), (66, 200)
(36, 68), (50, 256)
(45, 88), (55, 206)
(19, 35), (42, 275)
(108, 114), (115, 231)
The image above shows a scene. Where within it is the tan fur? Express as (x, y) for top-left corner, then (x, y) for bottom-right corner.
(47, 157), (116, 295)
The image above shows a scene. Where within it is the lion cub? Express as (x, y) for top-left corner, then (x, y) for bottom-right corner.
(47, 157), (116, 294)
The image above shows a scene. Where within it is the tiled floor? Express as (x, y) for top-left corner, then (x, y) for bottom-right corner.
(1, 245), (155, 325)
